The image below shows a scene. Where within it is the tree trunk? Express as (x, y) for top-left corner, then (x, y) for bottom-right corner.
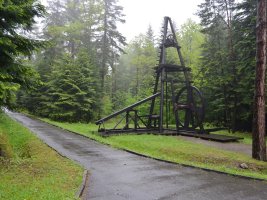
(252, 0), (266, 161)
(101, 0), (108, 91)
(224, 0), (237, 132)
(136, 67), (139, 96)
(111, 53), (116, 99)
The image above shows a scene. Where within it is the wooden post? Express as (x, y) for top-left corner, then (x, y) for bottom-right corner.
(126, 111), (129, 129)
(252, 0), (267, 161)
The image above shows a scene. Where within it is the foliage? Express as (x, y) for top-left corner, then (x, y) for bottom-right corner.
(176, 19), (204, 72)
(111, 27), (158, 113)
(196, 0), (257, 131)
(18, 49), (100, 122)
(0, 0), (45, 107)
(17, 0), (127, 122)
(98, 0), (127, 90)
(232, 0), (256, 130)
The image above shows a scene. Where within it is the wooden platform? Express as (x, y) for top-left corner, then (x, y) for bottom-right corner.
(177, 132), (243, 142)
(99, 128), (243, 142)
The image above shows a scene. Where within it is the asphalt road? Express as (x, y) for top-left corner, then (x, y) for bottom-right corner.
(8, 111), (267, 200)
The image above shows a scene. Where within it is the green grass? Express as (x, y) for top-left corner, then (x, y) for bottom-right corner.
(204, 124), (267, 145)
(41, 118), (267, 181)
(213, 130), (255, 145)
(0, 113), (83, 200)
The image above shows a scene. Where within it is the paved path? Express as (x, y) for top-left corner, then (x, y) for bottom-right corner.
(8, 112), (267, 200)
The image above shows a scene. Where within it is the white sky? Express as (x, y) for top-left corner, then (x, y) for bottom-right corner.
(118, 0), (202, 41)
(41, 0), (203, 41)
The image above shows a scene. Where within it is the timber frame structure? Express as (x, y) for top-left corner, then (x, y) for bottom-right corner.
(95, 17), (242, 142)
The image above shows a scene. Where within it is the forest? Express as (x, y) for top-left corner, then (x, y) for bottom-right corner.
(2, 1), (267, 198)
(0, 0), (259, 132)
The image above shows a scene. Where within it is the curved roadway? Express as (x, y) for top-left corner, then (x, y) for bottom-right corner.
(8, 112), (267, 200)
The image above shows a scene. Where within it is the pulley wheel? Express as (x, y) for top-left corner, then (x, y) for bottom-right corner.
(174, 86), (205, 129)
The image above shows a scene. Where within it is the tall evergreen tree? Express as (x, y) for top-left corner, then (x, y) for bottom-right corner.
(80, 0), (102, 50)
(231, 0), (256, 130)
(197, 0), (266, 133)
(17, 0), (102, 122)
(98, 0), (126, 91)
(252, 0), (266, 161)
(197, 0), (232, 127)
(0, 0), (45, 106)
(44, 51), (99, 122)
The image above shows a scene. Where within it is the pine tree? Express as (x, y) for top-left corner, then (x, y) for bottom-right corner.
(30, 50), (99, 122)
(98, 0), (126, 91)
(197, 0), (232, 127)
(17, 0), (102, 121)
(252, 0), (266, 161)
(231, 0), (256, 130)
(0, 0), (45, 106)
(79, 0), (102, 50)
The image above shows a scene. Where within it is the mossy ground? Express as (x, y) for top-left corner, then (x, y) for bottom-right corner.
(0, 113), (83, 200)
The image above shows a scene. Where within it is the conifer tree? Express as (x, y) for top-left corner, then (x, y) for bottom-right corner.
(231, 0), (256, 130)
(197, 0), (232, 127)
(252, 0), (266, 161)
(98, 0), (126, 91)
(0, 0), (45, 106)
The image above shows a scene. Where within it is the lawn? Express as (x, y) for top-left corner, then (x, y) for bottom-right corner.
(0, 113), (83, 200)
(41, 118), (267, 181)
(213, 130), (256, 145)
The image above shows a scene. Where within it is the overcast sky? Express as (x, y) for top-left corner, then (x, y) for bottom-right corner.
(41, 0), (203, 41)
(118, 0), (202, 41)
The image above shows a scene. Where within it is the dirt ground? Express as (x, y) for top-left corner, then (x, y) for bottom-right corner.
(178, 136), (252, 156)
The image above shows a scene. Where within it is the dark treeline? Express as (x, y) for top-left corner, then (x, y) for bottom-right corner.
(16, 0), (127, 122)
(197, 0), (256, 131)
(1, 0), (259, 131)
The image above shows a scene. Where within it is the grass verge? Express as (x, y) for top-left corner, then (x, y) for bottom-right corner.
(213, 130), (256, 145)
(0, 113), (83, 200)
(204, 125), (267, 145)
(41, 118), (267, 181)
